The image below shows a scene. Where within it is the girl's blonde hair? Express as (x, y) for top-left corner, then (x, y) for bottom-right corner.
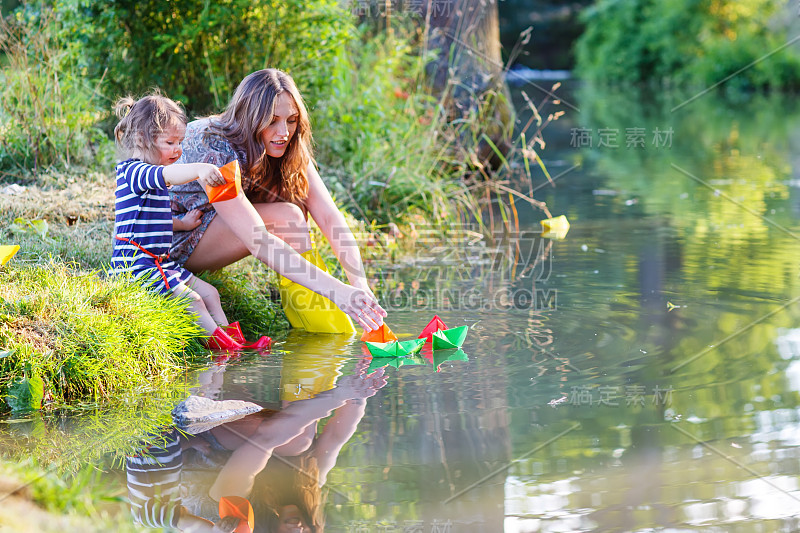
(207, 69), (312, 205)
(113, 90), (187, 164)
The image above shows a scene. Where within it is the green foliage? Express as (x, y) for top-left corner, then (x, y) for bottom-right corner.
(6, 364), (44, 410)
(0, 262), (208, 411)
(0, 457), (148, 531)
(574, 0), (800, 91)
(0, 7), (107, 177)
(310, 28), (457, 224)
(61, 0), (353, 114)
(9, 217), (48, 238)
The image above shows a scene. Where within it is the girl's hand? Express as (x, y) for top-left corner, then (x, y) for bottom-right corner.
(333, 285), (387, 331)
(196, 164), (226, 188)
(174, 209), (203, 231)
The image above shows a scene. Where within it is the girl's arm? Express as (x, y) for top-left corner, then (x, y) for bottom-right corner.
(304, 163), (371, 292)
(212, 195), (386, 330)
(163, 162), (225, 188)
(173, 209), (203, 232)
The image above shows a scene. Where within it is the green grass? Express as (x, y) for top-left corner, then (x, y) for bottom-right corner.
(0, 457), (147, 532)
(0, 261), (208, 411)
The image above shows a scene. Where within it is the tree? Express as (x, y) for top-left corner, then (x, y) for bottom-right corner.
(422, 0), (516, 170)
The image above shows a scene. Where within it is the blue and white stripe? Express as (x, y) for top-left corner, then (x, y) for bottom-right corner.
(111, 159), (193, 294)
(126, 430), (183, 528)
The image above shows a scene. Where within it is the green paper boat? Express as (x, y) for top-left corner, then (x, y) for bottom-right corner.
(367, 357), (401, 372)
(430, 325), (469, 350)
(432, 348), (468, 371)
(367, 353), (428, 372)
(365, 338), (425, 358)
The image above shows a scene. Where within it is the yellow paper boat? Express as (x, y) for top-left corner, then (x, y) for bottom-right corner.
(0, 245), (20, 266)
(540, 215), (570, 239)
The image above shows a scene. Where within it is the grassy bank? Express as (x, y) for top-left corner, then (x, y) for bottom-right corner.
(0, 262), (208, 411)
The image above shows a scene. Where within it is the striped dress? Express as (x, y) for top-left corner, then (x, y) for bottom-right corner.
(126, 430), (184, 528)
(112, 158), (194, 295)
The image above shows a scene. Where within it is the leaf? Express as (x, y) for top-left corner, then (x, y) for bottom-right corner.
(0, 349), (15, 359)
(9, 217), (48, 238)
(30, 219), (48, 237)
(7, 372), (44, 411)
(480, 133), (510, 172)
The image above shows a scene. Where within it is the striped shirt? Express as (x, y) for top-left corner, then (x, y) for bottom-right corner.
(112, 159), (193, 294)
(126, 430), (183, 528)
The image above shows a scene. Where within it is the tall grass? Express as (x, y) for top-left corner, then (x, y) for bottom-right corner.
(0, 8), (108, 178)
(0, 262), (207, 411)
(311, 23), (562, 241)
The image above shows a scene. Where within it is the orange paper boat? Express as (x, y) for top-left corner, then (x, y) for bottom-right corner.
(206, 160), (242, 203)
(360, 323), (398, 343)
(418, 315), (447, 342)
(219, 496), (254, 533)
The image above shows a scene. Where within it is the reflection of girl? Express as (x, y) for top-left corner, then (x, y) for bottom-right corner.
(126, 360), (386, 532)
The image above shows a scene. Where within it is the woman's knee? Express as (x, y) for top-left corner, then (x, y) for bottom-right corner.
(257, 202), (311, 250)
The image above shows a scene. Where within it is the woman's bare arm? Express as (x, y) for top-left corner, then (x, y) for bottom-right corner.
(304, 163), (371, 292)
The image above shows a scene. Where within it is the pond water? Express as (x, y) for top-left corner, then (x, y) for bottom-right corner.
(5, 84), (800, 532)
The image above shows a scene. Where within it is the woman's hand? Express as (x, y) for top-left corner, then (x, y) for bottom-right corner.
(332, 284), (387, 331)
(333, 367), (388, 401)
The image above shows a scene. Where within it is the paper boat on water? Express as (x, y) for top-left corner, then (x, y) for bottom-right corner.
(433, 348), (469, 371)
(431, 325), (469, 350)
(418, 315), (448, 342)
(365, 338), (425, 358)
(540, 215), (570, 240)
(360, 323), (398, 343)
(367, 353), (427, 372)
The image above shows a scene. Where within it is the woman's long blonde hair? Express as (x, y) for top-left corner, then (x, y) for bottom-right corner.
(207, 69), (313, 205)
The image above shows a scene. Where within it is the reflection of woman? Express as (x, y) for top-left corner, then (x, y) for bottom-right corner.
(170, 69), (385, 332)
(126, 360), (387, 532)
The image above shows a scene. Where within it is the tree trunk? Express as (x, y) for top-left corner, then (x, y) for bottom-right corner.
(423, 0), (515, 170)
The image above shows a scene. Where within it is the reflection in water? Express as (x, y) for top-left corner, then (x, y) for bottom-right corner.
(126, 356), (387, 532)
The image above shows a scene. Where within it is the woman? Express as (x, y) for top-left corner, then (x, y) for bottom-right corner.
(170, 69), (384, 333)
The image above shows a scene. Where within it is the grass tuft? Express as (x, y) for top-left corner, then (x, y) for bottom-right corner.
(0, 262), (207, 411)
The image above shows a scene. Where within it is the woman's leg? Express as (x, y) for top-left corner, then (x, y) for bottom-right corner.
(184, 202), (311, 273)
(171, 282), (218, 336)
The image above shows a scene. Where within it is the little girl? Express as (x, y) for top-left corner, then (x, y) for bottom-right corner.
(112, 92), (269, 350)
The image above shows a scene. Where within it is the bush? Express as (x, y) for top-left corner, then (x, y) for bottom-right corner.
(0, 262), (206, 411)
(58, 0), (354, 115)
(0, 7), (108, 177)
(574, 0), (800, 91)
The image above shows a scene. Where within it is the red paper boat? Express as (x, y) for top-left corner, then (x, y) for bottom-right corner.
(418, 315), (447, 342)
